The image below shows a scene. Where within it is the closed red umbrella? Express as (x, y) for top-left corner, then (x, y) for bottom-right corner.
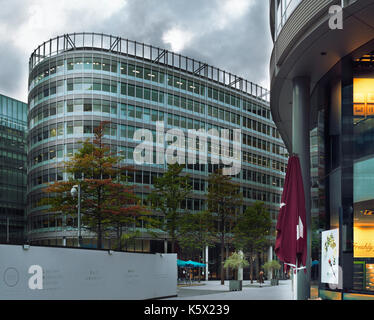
(275, 155), (307, 272)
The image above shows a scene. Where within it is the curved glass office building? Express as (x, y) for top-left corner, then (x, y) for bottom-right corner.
(270, 0), (374, 299)
(28, 33), (287, 275)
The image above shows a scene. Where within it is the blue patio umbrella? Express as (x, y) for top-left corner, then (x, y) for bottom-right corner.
(185, 260), (206, 268)
(177, 259), (188, 267)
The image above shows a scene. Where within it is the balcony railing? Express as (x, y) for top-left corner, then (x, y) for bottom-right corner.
(30, 33), (270, 103)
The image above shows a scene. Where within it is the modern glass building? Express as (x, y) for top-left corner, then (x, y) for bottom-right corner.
(0, 94), (27, 244)
(28, 32), (287, 279)
(270, 0), (374, 299)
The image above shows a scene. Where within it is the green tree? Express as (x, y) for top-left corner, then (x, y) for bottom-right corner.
(104, 181), (159, 250)
(178, 210), (215, 282)
(207, 170), (242, 285)
(262, 260), (281, 280)
(148, 163), (191, 253)
(233, 201), (272, 283)
(42, 122), (153, 249)
(224, 252), (249, 280)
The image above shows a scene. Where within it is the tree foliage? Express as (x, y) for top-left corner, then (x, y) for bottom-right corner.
(207, 170), (242, 284)
(224, 252), (249, 280)
(178, 210), (215, 258)
(233, 201), (272, 283)
(41, 122), (157, 249)
(148, 163), (191, 253)
(262, 260), (281, 279)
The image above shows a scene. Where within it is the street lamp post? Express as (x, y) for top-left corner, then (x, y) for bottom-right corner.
(71, 184), (82, 247)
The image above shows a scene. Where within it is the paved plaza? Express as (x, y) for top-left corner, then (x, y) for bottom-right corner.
(162, 280), (293, 300)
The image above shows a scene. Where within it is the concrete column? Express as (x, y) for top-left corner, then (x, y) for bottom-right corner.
(164, 239), (168, 253)
(292, 77), (312, 300)
(6, 217), (9, 243)
(225, 246), (229, 280)
(268, 245), (273, 280)
(238, 250), (244, 281)
(205, 246), (209, 281)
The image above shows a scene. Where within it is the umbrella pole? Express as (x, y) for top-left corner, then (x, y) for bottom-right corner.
(293, 263), (298, 300)
(293, 258), (299, 300)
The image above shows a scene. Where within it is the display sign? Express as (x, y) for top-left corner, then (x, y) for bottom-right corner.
(354, 226), (374, 258)
(321, 229), (339, 285)
(353, 78), (374, 117)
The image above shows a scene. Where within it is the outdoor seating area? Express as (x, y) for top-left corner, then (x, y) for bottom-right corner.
(177, 259), (206, 285)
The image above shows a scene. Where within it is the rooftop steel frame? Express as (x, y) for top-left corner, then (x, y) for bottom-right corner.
(29, 32), (270, 103)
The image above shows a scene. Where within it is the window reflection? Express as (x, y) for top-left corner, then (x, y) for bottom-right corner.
(353, 74), (374, 264)
(275, 0), (302, 38)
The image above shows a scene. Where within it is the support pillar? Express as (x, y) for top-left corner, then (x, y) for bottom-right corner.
(164, 239), (168, 253)
(292, 77), (312, 300)
(268, 245), (273, 280)
(205, 246), (209, 281)
(238, 250), (244, 281)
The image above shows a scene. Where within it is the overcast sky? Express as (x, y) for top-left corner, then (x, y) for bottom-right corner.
(0, 0), (272, 103)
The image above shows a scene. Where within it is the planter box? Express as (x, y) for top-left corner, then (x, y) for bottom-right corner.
(271, 279), (279, 286)
(229, 280), (242, 291)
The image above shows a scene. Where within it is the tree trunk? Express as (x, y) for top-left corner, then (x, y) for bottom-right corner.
(97, 224), (102, 249)
(220, 235), (225, 285)
(97, 187), (103, 249)
(171, 238), (175, 254)
(170, 219), (176, 253)
(250, 251), (254, 284)
(118, 223), (123, 251)
(250, 261), (254, 284)
(116, 224), (120, 250)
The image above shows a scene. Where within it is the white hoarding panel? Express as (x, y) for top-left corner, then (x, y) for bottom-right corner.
(0, 244), (177, 300)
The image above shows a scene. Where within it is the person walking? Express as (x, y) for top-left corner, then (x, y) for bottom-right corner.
(259, 270), (264, 288)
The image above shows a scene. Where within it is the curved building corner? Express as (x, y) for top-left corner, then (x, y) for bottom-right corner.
(270, 0), (374, 299)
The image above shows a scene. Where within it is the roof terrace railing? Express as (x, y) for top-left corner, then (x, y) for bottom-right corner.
(29, 32), (270, 103)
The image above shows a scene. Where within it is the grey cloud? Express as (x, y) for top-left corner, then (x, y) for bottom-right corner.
(100, 0), (272, 86)
(0, 42), (27, 101)
(0, 0), (271, 102)
(0, 0), (30, 28)
(181, 0), (272, 87)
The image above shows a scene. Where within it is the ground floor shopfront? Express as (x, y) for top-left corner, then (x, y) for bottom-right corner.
(300, 46), (374, 300)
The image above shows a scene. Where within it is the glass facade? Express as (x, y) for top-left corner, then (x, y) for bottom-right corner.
(274, 0), (302, 38)
(310, 49), (374, 296)
(27, 33), (287, 258)
(0, 94), (27, 244)
(352, 59), (374, 292)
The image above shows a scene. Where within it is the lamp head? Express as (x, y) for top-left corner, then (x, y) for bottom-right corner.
(70, 185), (78, 197)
